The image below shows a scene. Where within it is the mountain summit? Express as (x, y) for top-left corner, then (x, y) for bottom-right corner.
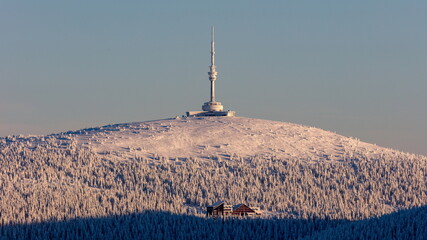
(61, 117), (416, 162)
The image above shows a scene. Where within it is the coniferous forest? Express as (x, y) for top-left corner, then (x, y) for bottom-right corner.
(1, 133), (426, 239)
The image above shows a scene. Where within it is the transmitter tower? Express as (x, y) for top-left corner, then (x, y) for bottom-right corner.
(187, 27), (235, 117)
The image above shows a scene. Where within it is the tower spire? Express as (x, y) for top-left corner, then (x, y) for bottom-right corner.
(208, 26), (217, 102)
(211, 26), (215, 66)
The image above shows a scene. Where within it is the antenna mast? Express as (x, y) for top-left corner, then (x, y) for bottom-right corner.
(208, 26), (217, 102)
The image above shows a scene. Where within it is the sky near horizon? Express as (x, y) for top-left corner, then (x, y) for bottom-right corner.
(1, 1), (426, 155)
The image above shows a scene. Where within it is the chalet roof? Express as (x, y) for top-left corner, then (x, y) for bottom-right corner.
(208, 201), (224, 208)
(233, 203), (244, 209)
(233, 203), (256, 212)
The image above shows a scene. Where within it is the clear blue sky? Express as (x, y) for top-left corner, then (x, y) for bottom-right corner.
(1, 1), (426, 155)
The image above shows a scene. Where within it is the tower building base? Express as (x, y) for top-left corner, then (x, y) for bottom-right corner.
(186, 110), (235, 117)
(202, 101), (224, 111)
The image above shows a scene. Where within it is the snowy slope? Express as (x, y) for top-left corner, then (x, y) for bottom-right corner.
(57, 116), (416, 162)
(0, 116), (426, 226)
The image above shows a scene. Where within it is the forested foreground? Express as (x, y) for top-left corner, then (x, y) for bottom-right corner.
(1, 206), (426, 240)
(0, 139), (426, 227)
(302, 205), (427, 240)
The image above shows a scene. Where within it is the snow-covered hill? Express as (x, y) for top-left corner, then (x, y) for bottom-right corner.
(0, 116), (426, 229)
(50, 117), (419, 162)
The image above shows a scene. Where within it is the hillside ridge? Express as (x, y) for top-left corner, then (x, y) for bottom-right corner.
(45, 116), (422, 161)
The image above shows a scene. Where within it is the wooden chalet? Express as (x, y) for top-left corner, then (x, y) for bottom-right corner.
(232, 204), (259, 216)
(206, 201), (232, 217)
(207, 201), (261, 217)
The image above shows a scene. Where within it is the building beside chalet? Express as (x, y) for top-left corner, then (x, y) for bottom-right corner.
(206, 201), (261, 217)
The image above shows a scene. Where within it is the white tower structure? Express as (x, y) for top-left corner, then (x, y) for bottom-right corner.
(202, 27), (224, 112)
(186, 27), (235, 117)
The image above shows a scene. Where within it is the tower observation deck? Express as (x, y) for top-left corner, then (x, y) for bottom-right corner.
(186, 27), (236, 117)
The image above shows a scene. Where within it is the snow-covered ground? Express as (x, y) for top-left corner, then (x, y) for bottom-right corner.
(55, 116), (414, 162)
